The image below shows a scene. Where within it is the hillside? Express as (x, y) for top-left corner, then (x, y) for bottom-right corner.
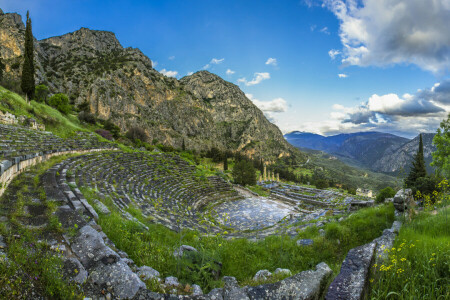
(0, 9), (301, 161)
(285, 131), (435, 175)
(372, 133), (436, 174)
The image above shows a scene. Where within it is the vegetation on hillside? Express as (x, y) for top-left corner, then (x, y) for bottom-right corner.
(369, 183), (449, 299)
(20, 11), (35, 99)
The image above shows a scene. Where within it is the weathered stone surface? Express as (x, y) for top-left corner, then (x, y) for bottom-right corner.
(223, 276), (249, 300)
(63, 257), (88, 284)
(393, 189), (413, 212)
(192, 284), (203, 296)
(207, 288), (224, 300)
(246, 262), (332, 300)
(0, 235), (6, 249)
(253, 269), (272, 281)
(174, 245), (198, 258)
(325, 242), (376, 300)
(274, 268), (292, 276)
(165, 276), (180, 287)
(71, 225), (120, 269)
(88, 260), (146, 299)
(297, 239), (314, 246)
(93, 199), (111, 215)
(391, 221), (402, 233)
(374, 231), (396, 262)
(137, 265), (160, 281)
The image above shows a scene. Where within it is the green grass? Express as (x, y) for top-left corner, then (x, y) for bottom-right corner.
(0, 154), (85, 299)
(81, 181), (395, 293)
(369, 206), (450, 299)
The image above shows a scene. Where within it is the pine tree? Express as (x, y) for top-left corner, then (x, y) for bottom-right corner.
(21, 11), (35, 99)
(405, 134), (427, 188)
(182, 139), (186, 151)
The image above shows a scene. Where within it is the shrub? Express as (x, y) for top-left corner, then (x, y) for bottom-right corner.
(78, 111), (96, 124)
(47, 93), (71, 114)
(315, 179), (329, 189)
(104, 119), (121, 138)
(95, 129), (113, 140)
(126, 126), (148, 142)
(232, 160), (256, 186)
(413, 175), (442, 199)
(376, 186), (396, 203)
(34, 84), (49, 102)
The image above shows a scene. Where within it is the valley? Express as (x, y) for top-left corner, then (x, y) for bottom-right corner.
(0, 5), (449, 300)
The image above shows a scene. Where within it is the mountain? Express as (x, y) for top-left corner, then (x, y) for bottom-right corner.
(285, 131), (435, 174)
(0, 9), (302, 161)
(371, 133), (436, 174)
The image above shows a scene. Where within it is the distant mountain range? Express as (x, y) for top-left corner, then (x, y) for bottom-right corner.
(284, 131), (436, 174)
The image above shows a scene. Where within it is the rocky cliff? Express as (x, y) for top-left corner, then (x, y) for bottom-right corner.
(372, 133), (435, 174)
(0, 9), (301, 161)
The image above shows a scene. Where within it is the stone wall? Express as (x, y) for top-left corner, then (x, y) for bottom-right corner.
(0, 149), (110, 197)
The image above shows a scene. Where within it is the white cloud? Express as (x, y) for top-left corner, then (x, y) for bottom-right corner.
(203, 58), (225, 70)
(238, 72), (271, 86)
(187, 71), (194, 76)
(152, 60), (158, 67)
(246, 94), (288, 113)
(265, 58), (277, 66)
(328, 49), (341, 60)
(325, 0), (450, 73)
(286, 80), (450, 137)
(310, 24), (317, 31)
(168, 56), (175, 60)
(226, 69), (235, 75)
(338, 73), (348, 78)
(160, 69), (178, 77)
(211, 58), (225, 64)
(319, 27), (330, 35)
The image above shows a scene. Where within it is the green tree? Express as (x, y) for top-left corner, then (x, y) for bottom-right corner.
(376, 187), (396, 203)
(232, 160), (256, 186)
(104, 119), (121, 139)
(34, 84), (49, 102)
(223, 154), (228, 171)
(0, 58), (5, 81)
(431, 114), (450, 178)
(21, 11), (35, 99)
(48, 93), (71, 114)
(405, 134), (427, 188)
(182, 139), (186, 151)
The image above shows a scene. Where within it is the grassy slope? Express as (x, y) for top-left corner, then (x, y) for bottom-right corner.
(296, 148), (401, 192)
(0, 86), (90, 138)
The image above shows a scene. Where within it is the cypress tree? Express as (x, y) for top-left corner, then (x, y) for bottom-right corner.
(182, 139), (186, 151)
(223, 153), (228, 171)
(0, 58), (5, 82)
(405, 134), (427, 187)
(21, 11), (35, 99)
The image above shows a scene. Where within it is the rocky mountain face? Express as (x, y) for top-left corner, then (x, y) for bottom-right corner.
(285, 131), (435, 174)
(0, 9), (300, 161)
(371, 133), (436, 174)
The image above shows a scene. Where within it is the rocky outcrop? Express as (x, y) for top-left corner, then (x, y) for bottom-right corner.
(393, 189), (413, 212)
(325, 242), (376, 300)
(246, 262), (332, 300)
(0, 9), (302, 161)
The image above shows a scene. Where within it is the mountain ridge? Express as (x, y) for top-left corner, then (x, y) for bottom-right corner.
(0, 9), (302, 161)
(285, 131), (435, 174)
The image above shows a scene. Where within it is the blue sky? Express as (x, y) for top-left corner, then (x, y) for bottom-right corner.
(1, 0), (449, 138)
